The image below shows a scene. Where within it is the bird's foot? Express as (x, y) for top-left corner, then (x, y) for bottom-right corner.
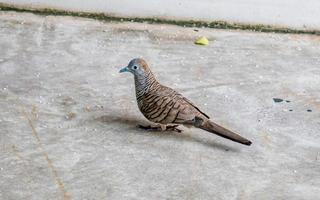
(138, 124), (182, 133)
(165, 124), (182, 133)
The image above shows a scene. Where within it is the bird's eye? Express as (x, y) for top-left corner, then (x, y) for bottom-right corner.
(133, 66), (138, 70)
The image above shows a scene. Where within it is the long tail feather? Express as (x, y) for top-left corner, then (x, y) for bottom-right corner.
(195, 118), (252, 146)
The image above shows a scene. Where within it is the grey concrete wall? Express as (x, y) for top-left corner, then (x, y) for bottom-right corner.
(1, 0), (320, 30)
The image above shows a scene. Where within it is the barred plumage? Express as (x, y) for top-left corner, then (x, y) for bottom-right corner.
(119, 58), (252, 146)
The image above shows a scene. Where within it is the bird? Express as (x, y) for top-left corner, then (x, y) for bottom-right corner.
(119, 58), (252, 146)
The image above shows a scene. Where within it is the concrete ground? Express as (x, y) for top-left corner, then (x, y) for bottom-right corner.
(0, 12), (320, 200)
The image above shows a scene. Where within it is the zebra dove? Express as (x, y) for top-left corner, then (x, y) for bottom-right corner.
(119, 58), (252, 146)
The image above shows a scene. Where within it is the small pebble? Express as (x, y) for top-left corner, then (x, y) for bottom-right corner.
(65, 112), (76, 120)
(85, 106), (91, 112)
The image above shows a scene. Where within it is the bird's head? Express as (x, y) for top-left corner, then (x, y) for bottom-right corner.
(119, 58), (149, 77)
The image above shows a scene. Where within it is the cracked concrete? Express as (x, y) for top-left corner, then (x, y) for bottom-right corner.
(0, 12), (320, 200)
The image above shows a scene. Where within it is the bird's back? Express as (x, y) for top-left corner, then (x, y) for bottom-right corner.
(137, 83), (209, 125)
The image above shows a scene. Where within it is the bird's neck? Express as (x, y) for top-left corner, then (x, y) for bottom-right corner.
(134, 70), (158, 99)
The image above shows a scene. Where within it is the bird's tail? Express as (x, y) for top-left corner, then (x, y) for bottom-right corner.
(194, 117), (252, 146)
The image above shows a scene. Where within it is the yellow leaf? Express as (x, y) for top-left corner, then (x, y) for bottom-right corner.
(194, 36), (209, 46)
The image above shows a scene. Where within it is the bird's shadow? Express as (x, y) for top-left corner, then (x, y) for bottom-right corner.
(95, 114), (240, 152)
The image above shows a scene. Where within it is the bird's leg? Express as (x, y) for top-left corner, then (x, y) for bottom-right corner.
(137, 124), (162, 131)
(137, 124), (182, 133)
(164, 124), (182, 133)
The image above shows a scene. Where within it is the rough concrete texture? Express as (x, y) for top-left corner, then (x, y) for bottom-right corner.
(0, 12), (320, 200)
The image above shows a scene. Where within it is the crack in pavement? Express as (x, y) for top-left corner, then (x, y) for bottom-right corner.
(21, 109), (71, 200)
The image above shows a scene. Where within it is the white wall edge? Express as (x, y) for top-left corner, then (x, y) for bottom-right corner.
(1, 0), (320, 31)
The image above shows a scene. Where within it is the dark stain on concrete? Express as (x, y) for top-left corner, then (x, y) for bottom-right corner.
(273, 98), (283, 103)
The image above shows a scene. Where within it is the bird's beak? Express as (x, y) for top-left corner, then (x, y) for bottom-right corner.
(119, 66), (129, 73)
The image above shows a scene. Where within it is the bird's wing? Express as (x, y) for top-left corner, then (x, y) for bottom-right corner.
(182, 96), (210, 119)
(140, 84), (210, 124)
(160, 85), (210, 119)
